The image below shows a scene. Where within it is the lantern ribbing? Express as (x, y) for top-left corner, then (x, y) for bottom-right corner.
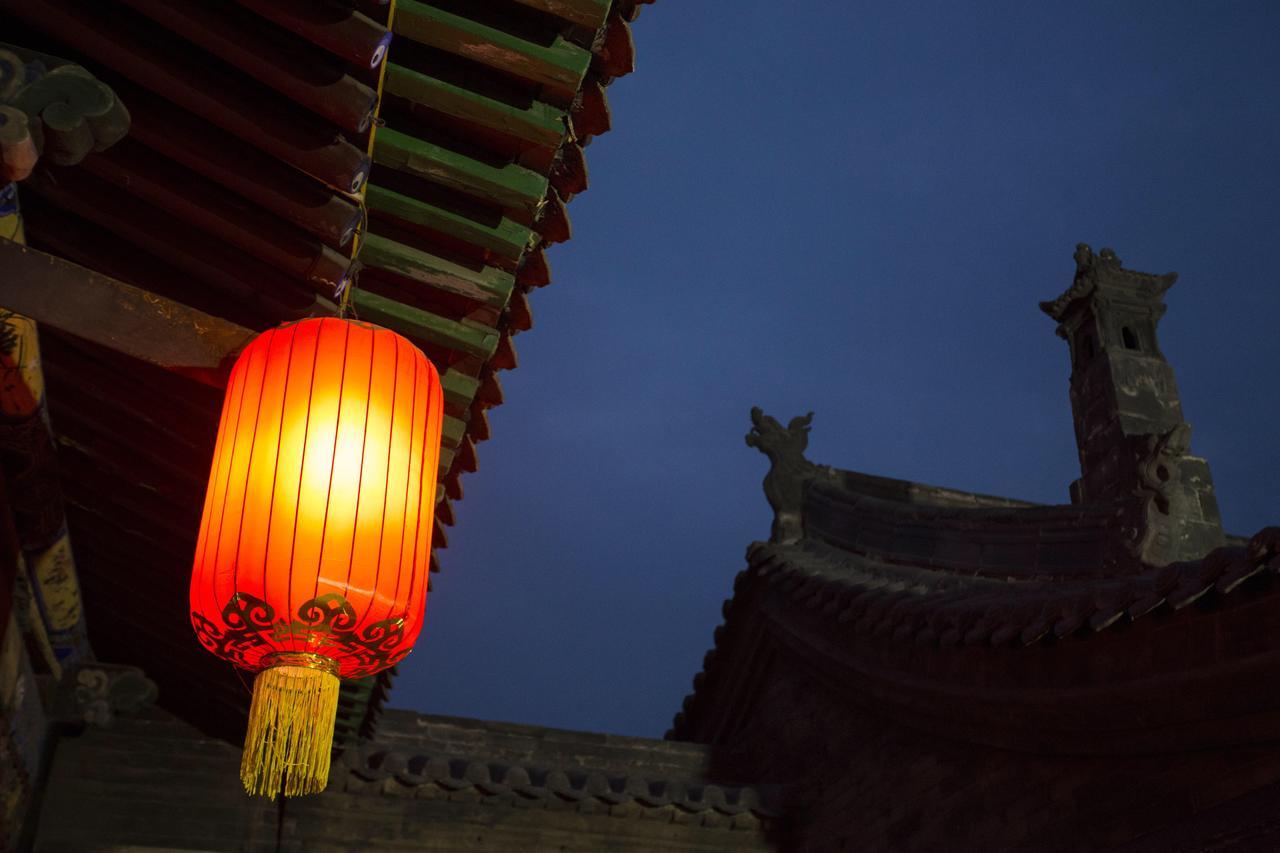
(190, 317), (443, 798)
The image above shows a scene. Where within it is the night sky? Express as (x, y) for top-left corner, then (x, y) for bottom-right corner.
(392, 1), (1280, 737)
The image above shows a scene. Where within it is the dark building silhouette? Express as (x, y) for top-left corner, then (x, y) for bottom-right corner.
(671, 245), (1280, 851)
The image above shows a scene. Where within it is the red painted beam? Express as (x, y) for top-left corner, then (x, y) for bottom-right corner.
(1, 0), (371, 193)
(234, 0), (392, 70)
(116, 0), (378, 135)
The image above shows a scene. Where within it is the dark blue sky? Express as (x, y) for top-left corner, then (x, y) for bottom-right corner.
(392, 1), (1280, 737)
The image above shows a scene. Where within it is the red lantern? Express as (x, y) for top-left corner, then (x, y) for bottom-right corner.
(190, 317), (443, 797)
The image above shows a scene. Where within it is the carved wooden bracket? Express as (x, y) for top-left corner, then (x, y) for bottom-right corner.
(0, 43), (130, 182)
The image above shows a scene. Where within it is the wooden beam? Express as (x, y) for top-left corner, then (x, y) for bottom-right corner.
(3, 0), (371, 194)
(441, 414), (467, 449)
(365, 183), (533, 262)
(393, 0), (591, 105)
(122, 84), (362, 249)
(517, 246), (552, 288)
(437, 446), (456, 477)
(0, 240), (504, 409)
(232, 0), (391, 70)
(360, 231), (515, 308)
(0, 238), (253, 386)
(383, 63), (567, 150)
(372, 127), (547, 215)
(572, 79), (611, 139)
(595, 13), (636, 78)
(510, 0), (610, 30)
(349, 287), (499, 360)
(117, 0), (378, 135)
(441, 370), (480, 410)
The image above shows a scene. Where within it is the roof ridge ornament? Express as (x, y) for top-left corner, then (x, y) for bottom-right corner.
(1042, 243), (1224, 566)
(747, 407), (822, 545)
(1040, 243), (1178, 321)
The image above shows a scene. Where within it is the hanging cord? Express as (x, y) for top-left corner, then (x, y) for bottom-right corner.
(339, 200), (369, 320)
(341, 0), (396, 322)
(274, 786), (288, 853)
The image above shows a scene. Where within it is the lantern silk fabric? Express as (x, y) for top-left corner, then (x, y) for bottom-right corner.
(190, 317), (443, 681)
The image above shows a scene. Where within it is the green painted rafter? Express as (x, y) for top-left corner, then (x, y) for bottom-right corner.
(360, 232), (514, 308)
(384, 63), (566, 150)
(373, 127), (547, 215)
(365, 183), (532, 263)
(441, 369), (480, 410)
(510, 0), (610, 30)
(442, 414), (466, 448)
(351, 287), (499, 360)
(394, 0), (592, 102)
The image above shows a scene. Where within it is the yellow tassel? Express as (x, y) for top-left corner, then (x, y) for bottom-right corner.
(240, 657), (340, 798)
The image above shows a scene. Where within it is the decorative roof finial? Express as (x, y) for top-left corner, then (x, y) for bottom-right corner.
(1041, 243), (1176, 321)
(746, 407), (818, 544)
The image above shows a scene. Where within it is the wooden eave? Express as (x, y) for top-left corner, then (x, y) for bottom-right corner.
(3, 0), (655, 743)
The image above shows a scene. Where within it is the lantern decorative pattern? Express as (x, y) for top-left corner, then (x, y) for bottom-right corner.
(190, 318), (443, 798)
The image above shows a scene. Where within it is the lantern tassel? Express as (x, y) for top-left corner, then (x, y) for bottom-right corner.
(240, 662), (340, 798)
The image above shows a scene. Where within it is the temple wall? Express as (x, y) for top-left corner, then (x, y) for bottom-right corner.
(34, 709), (776, 852)
(35, 710), (276, 852)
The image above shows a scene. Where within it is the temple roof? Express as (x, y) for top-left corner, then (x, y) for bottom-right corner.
(669, 411), (1280, 752)
(803, 469), (1134, 579)
(4, 0), (653, 744)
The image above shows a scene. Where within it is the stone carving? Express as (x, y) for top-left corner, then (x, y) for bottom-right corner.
(1072, 243), (1176, 291)
(746, 407), (819, 544)
(1044, 243), (1221, 565)
(53, 663), (158, 728)
(0, 43), (130, 182)
(1134, 423), (1192, 515)
(1078, 243), (1123, 276)
(1040, 243), (1177, 321)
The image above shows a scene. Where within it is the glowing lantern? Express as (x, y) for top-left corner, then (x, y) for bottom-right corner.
(190, 317), (443, 797)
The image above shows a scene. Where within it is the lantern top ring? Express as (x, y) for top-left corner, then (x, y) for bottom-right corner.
(261, 651), (340, 676)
